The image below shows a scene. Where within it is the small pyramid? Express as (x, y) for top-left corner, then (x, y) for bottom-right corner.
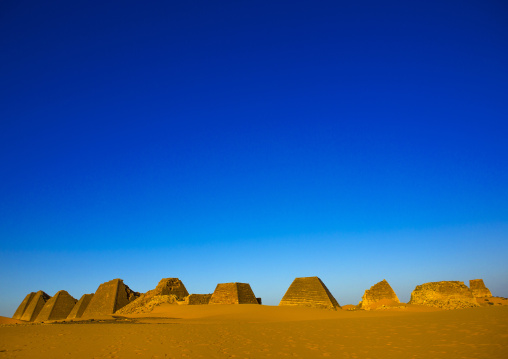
(279, 277), (340, 310)
(469, 279), (493, 298)
(67, 294), (94, 319)
(35, 290), (77, 322)
(12, 292), (36, 319)
(209, 283), (259, 304)
(82, 279), (139, 318)
(20, 290), (51, 321)
(358, 279), (400, 310)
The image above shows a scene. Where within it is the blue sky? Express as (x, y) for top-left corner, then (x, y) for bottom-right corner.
(1, 0), (507, 316)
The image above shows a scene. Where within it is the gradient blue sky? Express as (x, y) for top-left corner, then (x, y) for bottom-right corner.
(1, 0), (507, 316)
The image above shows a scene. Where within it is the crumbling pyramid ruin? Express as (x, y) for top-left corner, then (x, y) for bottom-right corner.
(279, 277), (340, 310)
(185, 294), (212, 305)
(81, 279), (139, 317)
(67, 294), (94, 320)
(35, 290), (77, 322)
(409, 281), (479, 309)
(20, 290), (51, 321)
(209, 282), (259, 304)
(469, 279), (493, 298)
(358, 279), (401, 310)
(12, 292), (35, 320)
(116, 278), (189, 314)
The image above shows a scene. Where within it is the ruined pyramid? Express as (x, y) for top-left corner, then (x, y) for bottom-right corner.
(208, 282), (259, 304)
(409, 281), (479, 309)
(35, 290), (77, 322)
(12, 292), (35, 320)
(358, 279), (400, 310)
(20, 290), (51, 321)
(279, 276), (340, 310)
(67, 294), (94, 320)
(469, 279), (493, 298)
(82, 279), (139, 318)
(116, 278), (189, 314)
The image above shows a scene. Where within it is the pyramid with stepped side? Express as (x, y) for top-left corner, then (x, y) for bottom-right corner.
(117, 278), (189, 314)
(208, 283), (259, 304)
(12, 292), (36, 319)
(279, 277), (340, 310)
(82, 279), (139, 318)
(35, 290), (77, 322)
(67, 294), (94, 319)
(469, 279), (492, 298)
(358, 279), (401, 310)
(20, 290), (51, 321)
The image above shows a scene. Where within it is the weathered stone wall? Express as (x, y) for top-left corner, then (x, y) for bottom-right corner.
(82, 279), (139, 318)
(20, 291), (50, 322)
(409, 281), (479, 309)
(12, 292), (35, 319)
(67, 294), (94, 319)
(185, 294), (212, 305)
(209, 283), (259, 304)
(469, 279), (492, 298)
(358, 279), (400, 310)
(35, 290), (77, 322)
(279, 277), (340, 310)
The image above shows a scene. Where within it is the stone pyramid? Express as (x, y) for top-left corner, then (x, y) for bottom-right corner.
(12, 292), (35, 319)
(358, 279), (400, 310)
(409, 281), (479, 309)
(209, 282), (259, 304)
(35, 290), (77, 322)
(469, 279), (493, 298)
(82, 279), (139, 318)
(20, 290), (51, 321)
(116, 278), (189, 314)
(67, 294), (94, 319)
(279, 276), (340, 310)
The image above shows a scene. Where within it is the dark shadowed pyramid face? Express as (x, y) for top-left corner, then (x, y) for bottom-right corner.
(82, 278), (139, 318)
(279, 277), (340, 310)
(35, 290), (77, 322)
(20, 290), (51, 321)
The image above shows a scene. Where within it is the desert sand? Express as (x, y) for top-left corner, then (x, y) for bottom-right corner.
(1, 304), (508, 358)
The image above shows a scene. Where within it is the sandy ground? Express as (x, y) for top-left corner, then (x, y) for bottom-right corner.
(1, 305), (508, 358)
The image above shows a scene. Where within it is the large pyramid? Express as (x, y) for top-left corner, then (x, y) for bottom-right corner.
(209, 282), (259, 304)
(35, 290), (77, 322)
(116, 278), (189, 314)
(469, 279), (493, 298)
(358, 279), (400, 310)
(20, 290), (51, 321)
(67, 294), (94, 320)
(409, 281), (479, 309)
(12, 292), (35, 319)
(82, 279), (139, 318)
(279, 277), (340, 310)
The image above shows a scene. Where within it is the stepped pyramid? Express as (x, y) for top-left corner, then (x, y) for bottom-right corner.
(358, 279), (400, 310)
(209, 282), (259, 304)
(469, 279), (492, 298)
(116, 278), (189, 314)
(12, 292), (35, 319)
(67, 294), (94, 319)
(279, 277), (340, 310)
(35, 290), (77, 322)
(20, 290), (51, 321)
(82, 279), (139, 318)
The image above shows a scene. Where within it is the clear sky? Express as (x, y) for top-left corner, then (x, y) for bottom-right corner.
(1, 0), (507, 316)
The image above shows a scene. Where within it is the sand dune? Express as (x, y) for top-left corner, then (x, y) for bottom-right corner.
(1, 306), (507, 358)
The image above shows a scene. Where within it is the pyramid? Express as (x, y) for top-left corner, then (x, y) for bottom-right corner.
(67, 294), (94, 319)
(469, 279), (493, 298)
(208, 283), (259, 304)
(20, 290), (51, 321)
(279, 277), (340, 310)
(82, 278), (139, 318)
(358, 279), (400, 310)
(116, 278), (189, 314)
(35, 290), (77, 322)
(409, 281), (479, 309)
(12, 292), (36, 319)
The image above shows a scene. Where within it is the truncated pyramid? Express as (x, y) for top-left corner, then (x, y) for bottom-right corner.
(67, 294), (94, 319)
(82, 279), (139, 317)
(20, 290), (51, 321)
(12, 292), (35, 319)
(469, 279), (493, 298)
(279, 276), (340, 310)
(35, 290), (77, 322)
(209, 282), (259, 304)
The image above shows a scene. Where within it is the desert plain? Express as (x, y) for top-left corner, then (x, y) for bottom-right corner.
(1, 303), (508, 358)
